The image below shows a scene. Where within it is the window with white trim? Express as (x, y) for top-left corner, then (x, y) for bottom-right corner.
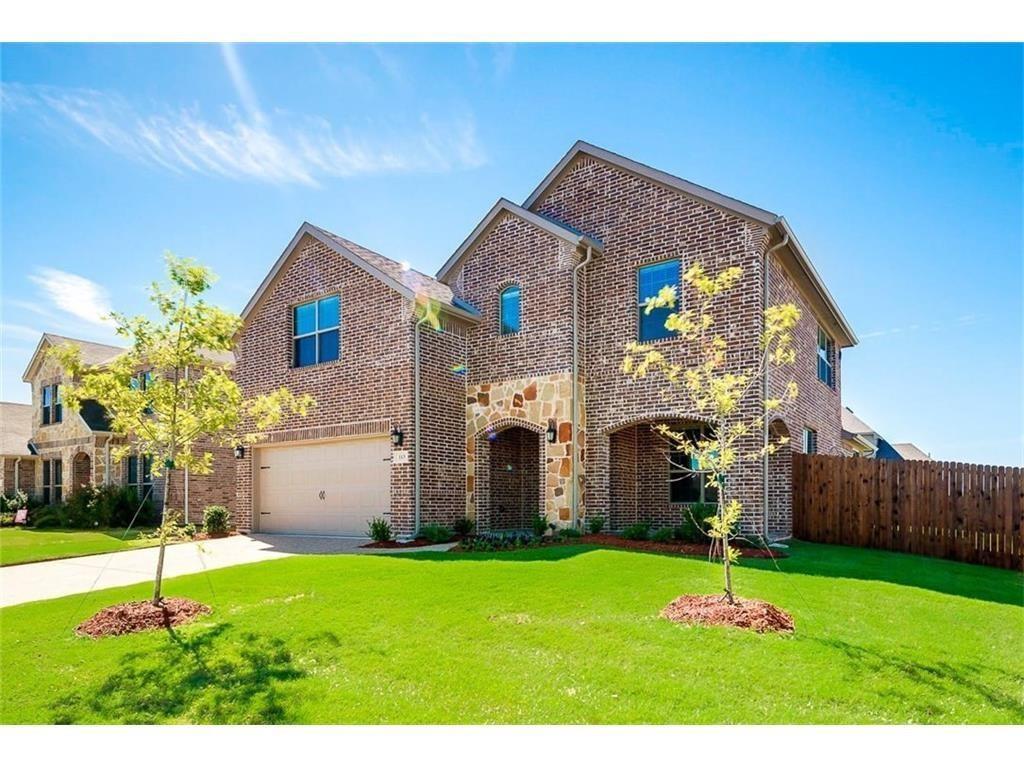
(293, 295), (340, 368)
(637, 260), (680, 342)
(499, 285), (521, 335)
(126, 454), (154, 501)
(803, 427), (818, 455)
(817, 327), (835, 388)
(41, 384), (62, 425)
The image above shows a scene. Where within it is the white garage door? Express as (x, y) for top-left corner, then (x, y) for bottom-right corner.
(255, 436), (391, 535)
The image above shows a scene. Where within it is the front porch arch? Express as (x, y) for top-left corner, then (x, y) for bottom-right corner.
(471, 419), (546, 532)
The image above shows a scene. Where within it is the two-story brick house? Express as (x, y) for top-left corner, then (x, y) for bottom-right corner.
(19, 333), (235, 521)
(234, 141), (856, 540)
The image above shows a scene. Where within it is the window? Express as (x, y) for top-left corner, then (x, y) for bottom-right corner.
(293, 295), (340, 368)
(669, 428), (719, 504)
(132, 370), (154, 414)
(803, 428), (818, 454)
(40, 384), (61, 425)
(42, 458), (62, 504)
(817, 327), (835, 388)
(499, 285), (521, 335)
(41, 385), (51, 425)
(637, 260), (680, 342)
(126, 454), (154, 501)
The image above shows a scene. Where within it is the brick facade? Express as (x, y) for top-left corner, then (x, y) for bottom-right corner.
(233, 143), (853, 540)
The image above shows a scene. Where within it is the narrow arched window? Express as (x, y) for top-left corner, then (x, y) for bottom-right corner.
(499, 285), (521, 335)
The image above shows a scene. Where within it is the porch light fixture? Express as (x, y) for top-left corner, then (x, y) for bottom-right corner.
(390, 426), (404, 447)
(233, 445), (245, 460)
(546, 420), (558, 444)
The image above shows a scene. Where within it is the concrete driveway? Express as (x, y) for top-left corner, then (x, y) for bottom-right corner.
(0, 533), (373, 608)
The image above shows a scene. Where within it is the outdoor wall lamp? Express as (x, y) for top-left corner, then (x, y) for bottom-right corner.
(546, 420), (558, 444)
(390, 426), (404, 447)
(234, 445), (245, 460)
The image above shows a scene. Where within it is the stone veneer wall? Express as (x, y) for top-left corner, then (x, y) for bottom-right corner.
(465, 371), (584, 528)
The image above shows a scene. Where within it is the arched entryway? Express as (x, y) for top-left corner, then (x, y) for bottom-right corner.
(606, 415), (717, 531)
(766, 418), (792, 540)
(72, 451), (92, 489)
(473, 421), (545, 532)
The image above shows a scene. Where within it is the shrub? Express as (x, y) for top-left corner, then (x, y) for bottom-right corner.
(531, 514), (549, 538)
(651, 527), (675, 543)
(621, 522), (652, 541)
(559, 526), (582, 539)
(587, 515), (605, 534)
(1, 490), (29, 514)
(62, 487), (108, 528)
(367, 516), (393, 543)
(453, 517), (475, 537)
(94, 485), (156, 528)
(30, 505), (64, 528)
(0, 511), (15, 526)
(203, 504), (231, 534)
(419, 524), (454, 544)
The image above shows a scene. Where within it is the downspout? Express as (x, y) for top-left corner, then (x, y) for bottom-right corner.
(13, 458), (20, 493)
(413, 321), (422, 536)
(103, 437), (111, 484)
(762, 232), (790, 540)
(571, 244), (595, 528)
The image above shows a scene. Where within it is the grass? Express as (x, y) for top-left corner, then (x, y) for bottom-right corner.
(0, 540), (1021, 724)
(0, 527), (157, 566)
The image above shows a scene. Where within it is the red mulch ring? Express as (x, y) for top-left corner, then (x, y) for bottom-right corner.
(76, 598), (211, 638)
(579, 534), (785, 559)
(360, 538), (454, 549)
(661, 594), (794, 633)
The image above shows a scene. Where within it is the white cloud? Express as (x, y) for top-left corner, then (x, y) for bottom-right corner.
(27, 268), (114, 327)
(1, 323), (44, 343)
(2, 82), (487, 186)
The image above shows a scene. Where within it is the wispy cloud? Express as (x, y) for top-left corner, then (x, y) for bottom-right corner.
(859, 314), (980, 340)
(27, 268), (114, 327)
(2, 81), (486, 186)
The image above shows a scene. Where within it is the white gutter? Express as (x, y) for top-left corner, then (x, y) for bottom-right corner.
(413, 322), (422, 536)
(13, 458), (20, 493)
(762, 233), (789, 540)
(570, 244), (595, 528)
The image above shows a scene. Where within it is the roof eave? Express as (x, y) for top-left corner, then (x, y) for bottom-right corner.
(437, 198), (604, 283)
(774, 218), (859, 348)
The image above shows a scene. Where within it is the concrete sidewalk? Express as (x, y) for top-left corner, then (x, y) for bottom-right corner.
(0, 533), (372, 608)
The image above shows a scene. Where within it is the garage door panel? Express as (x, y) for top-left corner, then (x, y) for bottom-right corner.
(256, 436), (390, 535)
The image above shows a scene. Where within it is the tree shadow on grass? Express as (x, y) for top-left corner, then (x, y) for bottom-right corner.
(814, 636), (1024, 721)
(52, 623), (304, 724)
(740, 541), (1024, 607)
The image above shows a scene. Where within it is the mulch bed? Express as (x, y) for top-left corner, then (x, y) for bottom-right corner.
(578, 534), (786, 559)
(661, 594), (794, 633)
(76, 598), (211, 638)
(360, 537), (455, 549)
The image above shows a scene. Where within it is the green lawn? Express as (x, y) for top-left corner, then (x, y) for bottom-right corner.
(1, 541), (1021, 724)
(0, 527), (157, 566)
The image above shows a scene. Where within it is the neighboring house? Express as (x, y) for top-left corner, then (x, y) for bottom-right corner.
(841, 406), (928, 461)
(20, 333), (235, 521)
(891, 442), (931, 461)
(0, 401), (37, 498)
(234, 141), (857, 540)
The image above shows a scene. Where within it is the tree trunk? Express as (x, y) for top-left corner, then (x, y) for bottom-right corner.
(151, 468), (171, 606)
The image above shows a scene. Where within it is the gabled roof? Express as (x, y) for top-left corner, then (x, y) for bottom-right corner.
(436, 198), (603, 283)
(522, 140), (858, 348)
(242, 222), (480, 324)
(842, 407), (878, 438)
(0, 402), (34, 456)
(892, 442), (931, 461)
(22, 333), (125, 383)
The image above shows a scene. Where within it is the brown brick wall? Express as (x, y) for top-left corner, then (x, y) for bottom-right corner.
(234, 234), (417, 535)
(531, 155), (773, 534)
(165, 440), (237, 525)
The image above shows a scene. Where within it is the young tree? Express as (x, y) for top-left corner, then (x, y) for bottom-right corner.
(52, 254), (313, 605)
(622, 263), (800, 604)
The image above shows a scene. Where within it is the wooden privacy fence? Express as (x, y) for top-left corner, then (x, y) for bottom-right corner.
(792, 454), (1023, 570)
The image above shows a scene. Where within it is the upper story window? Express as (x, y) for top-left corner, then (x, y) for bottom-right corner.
(131, 370), (154, 414)
(499, 285), (521, 335)
(803, 427), (818, 454)
(817, 326), (835, 388)
(41, 384), (61, 425)
(669, 427), (719, 504)
(293, 295), (340, 368)
(637, 259), (680, 342)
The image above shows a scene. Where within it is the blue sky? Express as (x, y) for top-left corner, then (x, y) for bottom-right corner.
(2, 43), (1021, 465)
